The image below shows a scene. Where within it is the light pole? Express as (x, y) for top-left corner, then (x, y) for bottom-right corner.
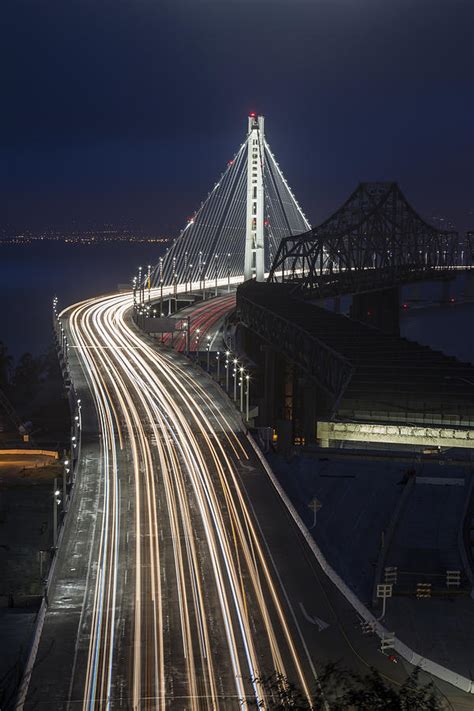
(53, 480), (61, 548)
(245, 374), (250, 421)
(185, 316), (190, 356)
(206, 336), (211, 371)
(233, 359), (238, 401)
(195, 328), (200, 362)
(216, 351), (220, 382)
(63, 456), (69, 512)
(240, 367), (244, 412)
(225, 352), (230, 392)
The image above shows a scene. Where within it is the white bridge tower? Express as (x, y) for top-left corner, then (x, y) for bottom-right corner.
(154, 113), (311, 287)
(244, 114), (265, 281)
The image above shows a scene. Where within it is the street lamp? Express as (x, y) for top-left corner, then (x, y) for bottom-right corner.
(206, 335), (211, 371)
(216, 351), (220, 382)
(245, 374), (250, 421)
(233, 359), (238, 401)
(225, 351), (230, 391)
(239, 367), (244, 412)
(195, 328), (201, 362)
(53, 481), (61, 548)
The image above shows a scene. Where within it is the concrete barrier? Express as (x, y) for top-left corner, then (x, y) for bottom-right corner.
(247, 433), (474, 695)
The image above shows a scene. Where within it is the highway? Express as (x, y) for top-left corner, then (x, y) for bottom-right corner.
(28, 289), (324, 709)
(23, 287), (472, 710)
(161, 293), (236, 352)
(68, 290), (315, 708)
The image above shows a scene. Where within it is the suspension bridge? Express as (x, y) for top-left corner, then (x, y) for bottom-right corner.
(149, 113), (310, 289)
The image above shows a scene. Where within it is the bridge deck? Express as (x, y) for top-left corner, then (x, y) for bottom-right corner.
(238, 282), (474, 427)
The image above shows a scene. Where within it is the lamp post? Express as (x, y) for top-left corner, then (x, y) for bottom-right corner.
(185, 316), (190, 356)
(245, 374), (250, 421)
(206, 336), (211, 371)
(233, 359), (238, 401)
(195, 328), (200, 362)
(53, 480), (60, 548)
(216, 351), (220, 382)
(225, 352), (230, 391)
(240, 367), (244, 412)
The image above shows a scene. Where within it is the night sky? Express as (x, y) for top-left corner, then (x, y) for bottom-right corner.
(2, 0), (473, 233)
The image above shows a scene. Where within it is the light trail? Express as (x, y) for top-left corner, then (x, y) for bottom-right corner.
(61, 284), (316, 709)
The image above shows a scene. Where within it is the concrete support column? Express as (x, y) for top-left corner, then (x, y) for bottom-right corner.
(261, 345), (276, 427)
(317, 421), (330, 448)
(302, 379), (317, 446)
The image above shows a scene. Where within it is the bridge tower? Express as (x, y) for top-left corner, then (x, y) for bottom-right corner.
(244, 114), (265, 281)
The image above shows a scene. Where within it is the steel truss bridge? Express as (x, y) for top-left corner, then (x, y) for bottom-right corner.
(268, 181), (466, 296)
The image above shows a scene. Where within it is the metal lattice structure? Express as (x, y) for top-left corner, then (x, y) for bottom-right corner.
(151, 115), (310, 288)
(268, 182), (460, 294)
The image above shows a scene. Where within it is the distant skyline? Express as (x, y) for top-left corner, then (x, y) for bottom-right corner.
(2, 0), (473, 233)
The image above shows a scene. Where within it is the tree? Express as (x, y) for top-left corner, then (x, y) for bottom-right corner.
(0, 341), (13, 390)
(12, 352), (42, 401)
(248, 666), (445, 710)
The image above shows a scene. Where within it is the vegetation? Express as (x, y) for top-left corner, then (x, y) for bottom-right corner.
(0, 340), (13, 391)
(248, 666), (445, 710)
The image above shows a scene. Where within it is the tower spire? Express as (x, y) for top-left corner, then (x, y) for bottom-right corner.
(244, 114), (265, 281)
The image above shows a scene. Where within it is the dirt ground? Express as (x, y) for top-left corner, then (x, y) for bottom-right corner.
(0, 453), (61, 599)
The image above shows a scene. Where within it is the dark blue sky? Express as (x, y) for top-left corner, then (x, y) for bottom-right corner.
(2, 0), (473, 233)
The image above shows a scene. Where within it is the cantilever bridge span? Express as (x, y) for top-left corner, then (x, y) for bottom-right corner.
(268, 181), (464, 296)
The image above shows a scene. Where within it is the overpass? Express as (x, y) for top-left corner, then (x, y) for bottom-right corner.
(236, 182), (473, 450)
